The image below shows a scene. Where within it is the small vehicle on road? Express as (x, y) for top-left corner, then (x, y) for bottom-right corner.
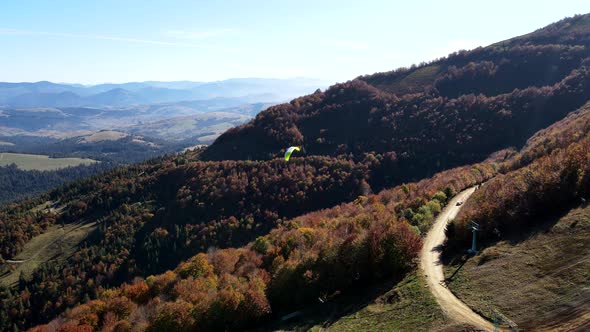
(456, 201), (463, 206)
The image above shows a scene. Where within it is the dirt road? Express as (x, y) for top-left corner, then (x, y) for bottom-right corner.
(419, 187), (497, 331)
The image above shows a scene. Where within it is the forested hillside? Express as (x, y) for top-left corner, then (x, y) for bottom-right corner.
(448, 100), (590, 248)
(30, 161), (496, 331)
(0, 163), (112, 205)
(203, 15), (590, 186)
(441, 103), (590, 332)
(0, 151), (389, 330)
(0, 135), (175, 206)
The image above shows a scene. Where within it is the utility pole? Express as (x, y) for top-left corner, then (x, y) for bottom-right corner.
(467, 221), (479, 254)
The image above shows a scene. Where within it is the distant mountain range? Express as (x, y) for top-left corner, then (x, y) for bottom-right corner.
(0, 101), (271, 136)
(0, 102), (267, 165)
(0, 78), (330, 107)
(0, 78), (326, 156)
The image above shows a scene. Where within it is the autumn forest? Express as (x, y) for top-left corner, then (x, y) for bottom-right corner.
(1, 13), (590, 332)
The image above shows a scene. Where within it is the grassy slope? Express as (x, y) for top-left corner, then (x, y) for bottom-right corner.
(258, 273), (458, 332)
(366, 65), (442, 95)
(0, 202), (97, 287)
(0, 152), (97, 170)
(444, 204), (590, 330)
(320, 274), (448, 332)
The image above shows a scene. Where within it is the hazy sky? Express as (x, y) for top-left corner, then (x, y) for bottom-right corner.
(1, 0), (589, 84)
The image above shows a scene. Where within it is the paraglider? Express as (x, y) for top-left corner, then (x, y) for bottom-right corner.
(284, 146), (300, 161)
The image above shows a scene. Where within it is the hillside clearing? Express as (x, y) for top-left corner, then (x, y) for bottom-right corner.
(0, 152), (97, 170)
(0, 220), (97, 287)
(444, 204), (590, 330)
(78, 130), (128, 143)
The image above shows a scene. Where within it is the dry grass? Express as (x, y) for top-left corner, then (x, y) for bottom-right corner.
(0, 152), (97, 170)
(0, 220), (97, 287)
(444, 204), (590, 329)
(79, 130), (128, 143)
(371, 65), (442, 95)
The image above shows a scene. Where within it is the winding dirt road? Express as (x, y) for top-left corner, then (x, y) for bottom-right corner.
(420, 187), (497, 331)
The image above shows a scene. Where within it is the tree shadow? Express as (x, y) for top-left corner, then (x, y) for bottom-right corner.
(445, 257), (467, 283)
(431, 244), (447, 266)
(249, 277), (404, 331)
(432, 244), (445, 253)
(502, 202), (577, 246)
(442, 200), (585, 265)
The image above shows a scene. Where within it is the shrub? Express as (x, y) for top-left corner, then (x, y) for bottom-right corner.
(177, 254), (214, 279)
(148, 300), (195, 332)
(432, 191), (448, 204)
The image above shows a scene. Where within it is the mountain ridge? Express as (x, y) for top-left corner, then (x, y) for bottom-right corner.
(203, 14), (590, 187)
(0, 78), (330, 108)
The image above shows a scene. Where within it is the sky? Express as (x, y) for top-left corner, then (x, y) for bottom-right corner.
(1, 0), (589, 85)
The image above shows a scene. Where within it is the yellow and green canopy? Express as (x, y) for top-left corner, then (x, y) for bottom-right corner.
(284, 146), (300, 161)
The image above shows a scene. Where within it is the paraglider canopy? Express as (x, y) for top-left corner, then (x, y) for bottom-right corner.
(284, 146), (300, 161)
